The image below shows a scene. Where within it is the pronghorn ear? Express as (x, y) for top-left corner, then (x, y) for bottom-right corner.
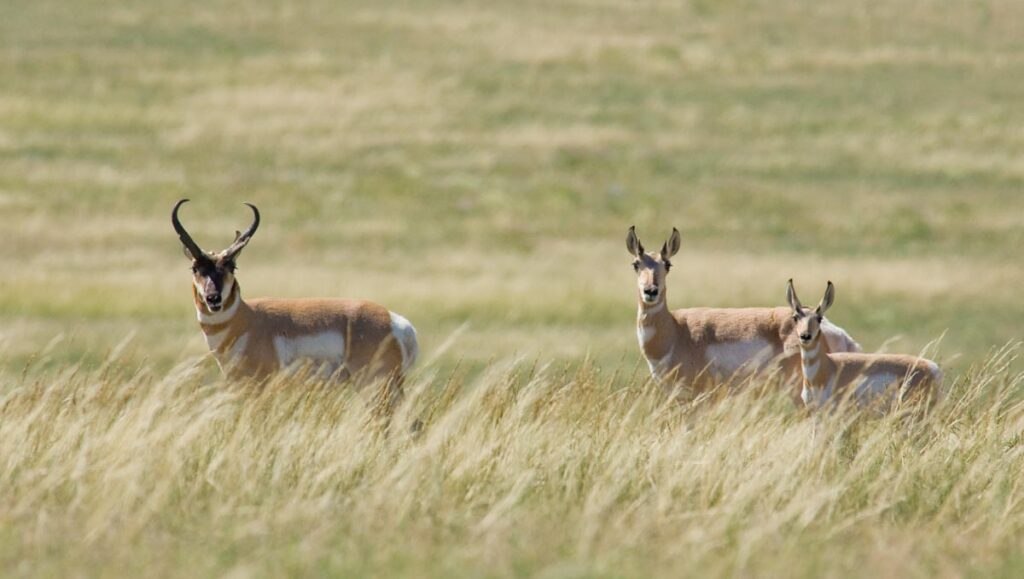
(817, 281), (835, 315)
(626, 226), (644, 257)
(662, 227), (681, 259)
(786, 279), (803, 313)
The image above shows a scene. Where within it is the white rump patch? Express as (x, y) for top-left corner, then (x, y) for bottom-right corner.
(705, 338), (775, 379)
(273, 331), (346, 372)
(820, 319), (862, 353)
(389, 312), (419, 373)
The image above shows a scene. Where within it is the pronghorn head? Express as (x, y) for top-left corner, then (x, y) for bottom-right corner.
(626, 226), (681, 306)
(786, 279), (835, 347)
(172, 199), (260, 312)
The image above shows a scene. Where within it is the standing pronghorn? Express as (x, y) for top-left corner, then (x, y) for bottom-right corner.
(787, 280), (942, 412)
(172, 199), (418, 392)
(627, 226), (861, 396)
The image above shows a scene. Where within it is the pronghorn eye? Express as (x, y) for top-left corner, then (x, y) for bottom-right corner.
(792, 314), (800, 322)
(632, 262), (640, 272)
(816, 315), (823, 323)
(664, 261), (672, 272)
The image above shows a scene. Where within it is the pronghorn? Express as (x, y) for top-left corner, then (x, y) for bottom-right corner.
(172, 199), (418, 395)
(627, 226), (861, 397)
(787, 280), (942, 412)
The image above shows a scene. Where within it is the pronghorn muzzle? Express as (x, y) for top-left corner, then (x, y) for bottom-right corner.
(642, 285), (660, 303)
(205, 292), (223, 310)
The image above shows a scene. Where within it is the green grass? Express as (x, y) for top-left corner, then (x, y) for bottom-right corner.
(2, 0), (1024, 576)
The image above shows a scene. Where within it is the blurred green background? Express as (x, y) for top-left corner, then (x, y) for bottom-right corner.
(2, 0), (1022, 377)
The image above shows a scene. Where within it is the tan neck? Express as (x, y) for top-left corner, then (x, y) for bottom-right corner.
(193, 282), (249, 337)
(637, 292), (675, 360)
(799, 333), (837, 388)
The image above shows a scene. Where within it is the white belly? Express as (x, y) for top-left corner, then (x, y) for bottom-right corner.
(705, 338), (776, 379)
(273, 331), (346, 375)
(853, 373), (900, 408)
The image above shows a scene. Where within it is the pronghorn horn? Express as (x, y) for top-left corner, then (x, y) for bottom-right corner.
(786, 278), (804, 313)
(223, 203), (260, 259)
(172, 199), (205, 260)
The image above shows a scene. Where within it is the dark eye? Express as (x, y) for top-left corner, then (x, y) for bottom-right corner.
(664, 261), (672, 272)
(816, 315), (823, 323)
(191, 265), (199, 273)
(792, 314), (800, 322)
(632, 262), (640, 272)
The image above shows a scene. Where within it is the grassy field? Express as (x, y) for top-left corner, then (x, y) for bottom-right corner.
(2, 0), (1024, 576)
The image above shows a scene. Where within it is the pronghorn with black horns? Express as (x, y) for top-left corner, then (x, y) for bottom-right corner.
(627, 226), (861, 397)
(787, 280), (942, 412)
(172, 199), (418, 393)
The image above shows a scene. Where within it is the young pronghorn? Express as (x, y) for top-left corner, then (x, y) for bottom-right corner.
(787, 280), (942, 412)
(172, 199), (418, 393)
(627, 226), (861, 396)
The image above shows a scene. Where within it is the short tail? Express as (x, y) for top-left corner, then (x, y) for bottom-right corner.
(926, 360), (944, 392)
(389, 312), (419, 373)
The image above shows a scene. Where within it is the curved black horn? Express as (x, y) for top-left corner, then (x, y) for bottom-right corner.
(172, 199), (205, 259)
(224, 202), (260, 257)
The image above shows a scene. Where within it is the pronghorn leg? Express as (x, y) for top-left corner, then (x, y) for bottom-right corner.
(388, 375), (424, 436)
(368, 372), (423, 435)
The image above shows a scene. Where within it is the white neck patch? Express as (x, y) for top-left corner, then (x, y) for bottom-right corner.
(637, 324), (656, 347)
(196, 282), (240, 325)
(801, 341), (824, 382)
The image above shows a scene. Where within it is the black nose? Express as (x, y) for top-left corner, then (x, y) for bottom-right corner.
(206, 294), (221, 304)
(644, 288), (659, 297)
(800, 333), (811, 341)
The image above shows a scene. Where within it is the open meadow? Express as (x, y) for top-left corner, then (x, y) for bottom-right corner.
(2, 0), (1024, 577)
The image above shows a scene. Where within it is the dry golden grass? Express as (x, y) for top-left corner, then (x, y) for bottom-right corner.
(3, 0), (1024, 575)
(1, 342), (1022, 578)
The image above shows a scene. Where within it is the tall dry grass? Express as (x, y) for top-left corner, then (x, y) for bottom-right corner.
(2, 339), (1022, 578)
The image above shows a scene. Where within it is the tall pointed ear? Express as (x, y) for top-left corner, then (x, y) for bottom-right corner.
(786, 279), (803, 314)
(661, 227), (681, 259)
(816, 281), (835, 315)
(626, 226), (644, 257)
